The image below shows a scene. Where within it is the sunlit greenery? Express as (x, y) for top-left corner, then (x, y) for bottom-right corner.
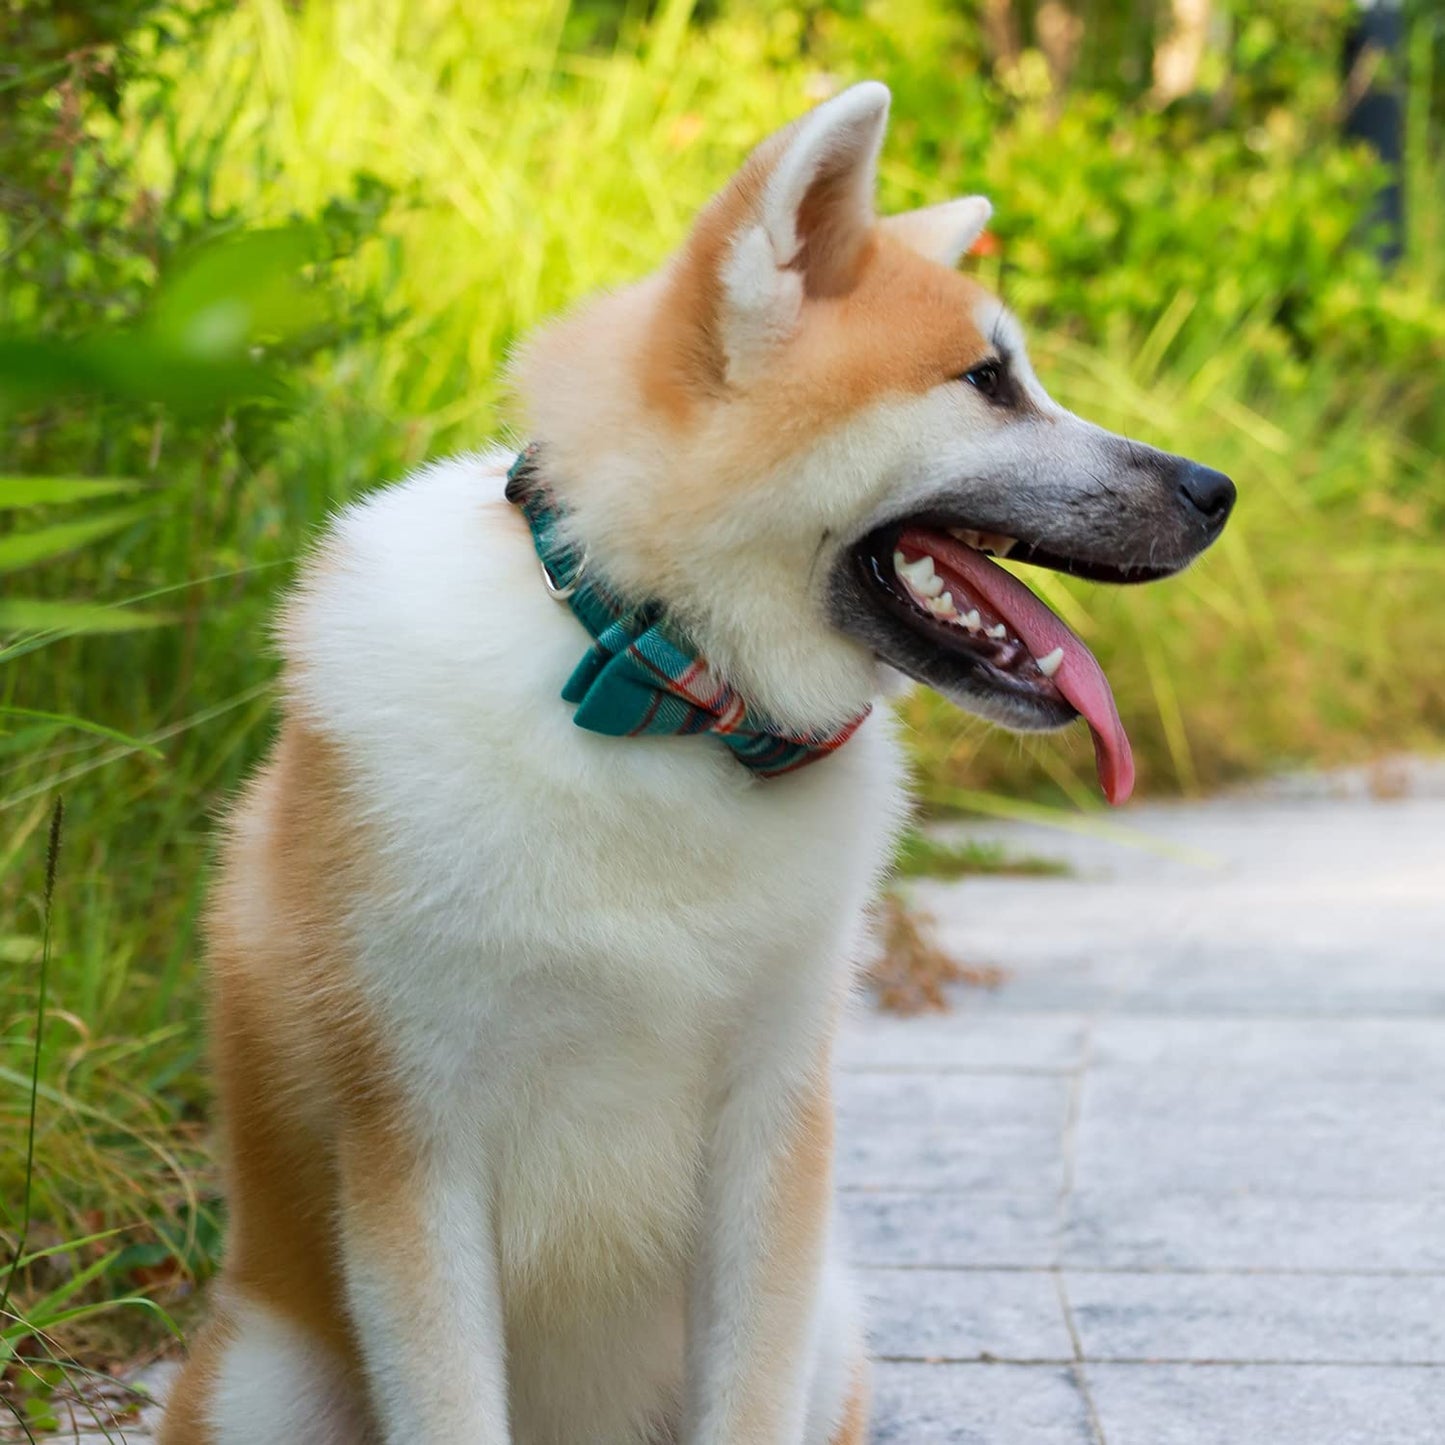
(2, 0), (1442, 1405)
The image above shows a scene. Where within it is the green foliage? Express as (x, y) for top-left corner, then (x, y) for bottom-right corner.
(0, 0), (1442, 1387)
(0, 227), (334, 413)
(848, 2), (1443, 402)
(894, 830), (1070, 879)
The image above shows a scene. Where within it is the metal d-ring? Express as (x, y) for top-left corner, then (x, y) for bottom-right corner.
(541, 548), (587, 602)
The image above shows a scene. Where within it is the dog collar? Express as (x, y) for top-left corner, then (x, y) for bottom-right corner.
(506, 447), (870, 779)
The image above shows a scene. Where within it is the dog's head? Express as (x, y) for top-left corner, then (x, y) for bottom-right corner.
(515, 82), (1234, 803)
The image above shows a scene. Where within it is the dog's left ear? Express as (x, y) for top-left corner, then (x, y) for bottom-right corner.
(718, 81), (890, 381)
(881, 197), (993, 268)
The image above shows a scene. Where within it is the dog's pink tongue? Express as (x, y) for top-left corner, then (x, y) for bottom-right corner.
(899, 528), (1135, 805)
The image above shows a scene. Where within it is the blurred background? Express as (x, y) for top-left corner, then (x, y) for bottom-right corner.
(1, 0), (1442, 1430)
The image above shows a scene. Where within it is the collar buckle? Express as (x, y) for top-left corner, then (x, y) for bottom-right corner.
(540, 549), (587, 603)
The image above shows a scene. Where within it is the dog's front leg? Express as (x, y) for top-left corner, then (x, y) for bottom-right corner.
(684, 1063), (837, 1445)
(337, 1119), (509, 1445)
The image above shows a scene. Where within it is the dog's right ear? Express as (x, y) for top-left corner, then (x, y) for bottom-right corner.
(714, 82), (890, 383)
(881, 197), (993, 268)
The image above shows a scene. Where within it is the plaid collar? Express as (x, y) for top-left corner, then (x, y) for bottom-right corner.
(505, 447), (869, 780)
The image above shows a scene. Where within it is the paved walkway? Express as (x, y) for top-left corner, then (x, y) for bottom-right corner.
(843, 761), (1445, 1444)
(46, 764), (1445, 1442)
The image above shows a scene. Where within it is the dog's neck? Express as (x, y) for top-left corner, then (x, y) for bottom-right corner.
(505, 447), (871, 778)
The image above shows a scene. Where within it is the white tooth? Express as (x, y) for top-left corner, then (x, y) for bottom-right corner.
(986, 623), (1007, 639)
(895, 551), (942, 598)
(896, 550), (946, 600)
(1036, 647), (1064, 678)
(896, 553), (935, 587)
(962, 609), (981, 631)
(928, 592), (957, 618)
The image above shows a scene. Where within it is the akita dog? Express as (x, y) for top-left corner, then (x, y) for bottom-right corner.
(160, 81), (1233, 1445)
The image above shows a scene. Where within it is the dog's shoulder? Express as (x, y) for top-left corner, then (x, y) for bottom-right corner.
(277, 448), (580, 756)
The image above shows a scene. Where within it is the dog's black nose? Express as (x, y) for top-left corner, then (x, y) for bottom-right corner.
(1177, 461), (1236, 527)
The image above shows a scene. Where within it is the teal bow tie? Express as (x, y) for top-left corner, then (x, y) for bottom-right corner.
(506, 448), (869, 779)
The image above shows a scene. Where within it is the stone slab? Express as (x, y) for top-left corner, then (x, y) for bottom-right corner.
(837, 1011), (1089, 1074)
(1084, 1363), (1445, 1445)
(836, 1071), (1072, 1127)
(844, 1192), (1059, 1270)
(1071, 1116), (1445, 1199)
(864, 1268), (1074, 1362)
(837, 1118), (1066, 1195)
(1086, 1017), (1445, 1080)
(870, 1363), (1098, 1445)
(1063, 1190), (1445, 1273)
(1072, 1017), (1445, 1199)
(1109, 944), (1445, 1018)
(1067, 1271), (1445, 1364)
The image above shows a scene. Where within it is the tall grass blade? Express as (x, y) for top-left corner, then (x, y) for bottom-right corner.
(0, 797), (62, 1322)
(0, 503), (159, 574)
(0, 601), (171, 636)
(0, 478), (143, 508)
(924, 784), (1219, 866)
(0, 709), (166, 761)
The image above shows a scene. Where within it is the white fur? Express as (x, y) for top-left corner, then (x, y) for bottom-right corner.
(803, 1237), (865, 1445)
(208, 1299), (369, 1445)
(276, 451), (908, 1443)
(721, 225), (804, 384)
(340, 1150), (509, 1443)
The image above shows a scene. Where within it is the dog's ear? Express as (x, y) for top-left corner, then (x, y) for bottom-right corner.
(717, 82), (889, 381)
(881, 197), (993, 268)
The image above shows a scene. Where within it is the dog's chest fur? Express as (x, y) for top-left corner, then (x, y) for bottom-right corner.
(283, 450), (909, 1308)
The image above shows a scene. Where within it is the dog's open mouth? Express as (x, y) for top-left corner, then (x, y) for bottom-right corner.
(850, 522), (1143, 805)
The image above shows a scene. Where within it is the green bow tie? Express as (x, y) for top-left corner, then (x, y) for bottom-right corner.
(506, 448), (869, 779)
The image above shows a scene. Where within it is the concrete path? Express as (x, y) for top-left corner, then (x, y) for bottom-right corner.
(43, 763), (1445, 1442)
(842, 761), (1445, 1444)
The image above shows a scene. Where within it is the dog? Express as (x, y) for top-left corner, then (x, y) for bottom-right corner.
(159, 81), (1233, 1445)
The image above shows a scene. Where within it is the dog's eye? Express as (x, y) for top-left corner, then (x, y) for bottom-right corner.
(961, 361), (1003, 398)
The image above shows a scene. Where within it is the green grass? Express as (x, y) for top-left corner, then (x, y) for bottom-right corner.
(1, 0), (1443, 1397)
(894, 830), (1070, 881)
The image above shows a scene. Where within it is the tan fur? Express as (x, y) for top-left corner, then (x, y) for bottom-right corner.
(156, 1317), (229, 1445)
(742, 233), (994, 445)
(792, 166), (875, 300)
(646, 213), (993, 457)
(830, 1364), (870, 1445)
(161, 722), (399, 1440)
